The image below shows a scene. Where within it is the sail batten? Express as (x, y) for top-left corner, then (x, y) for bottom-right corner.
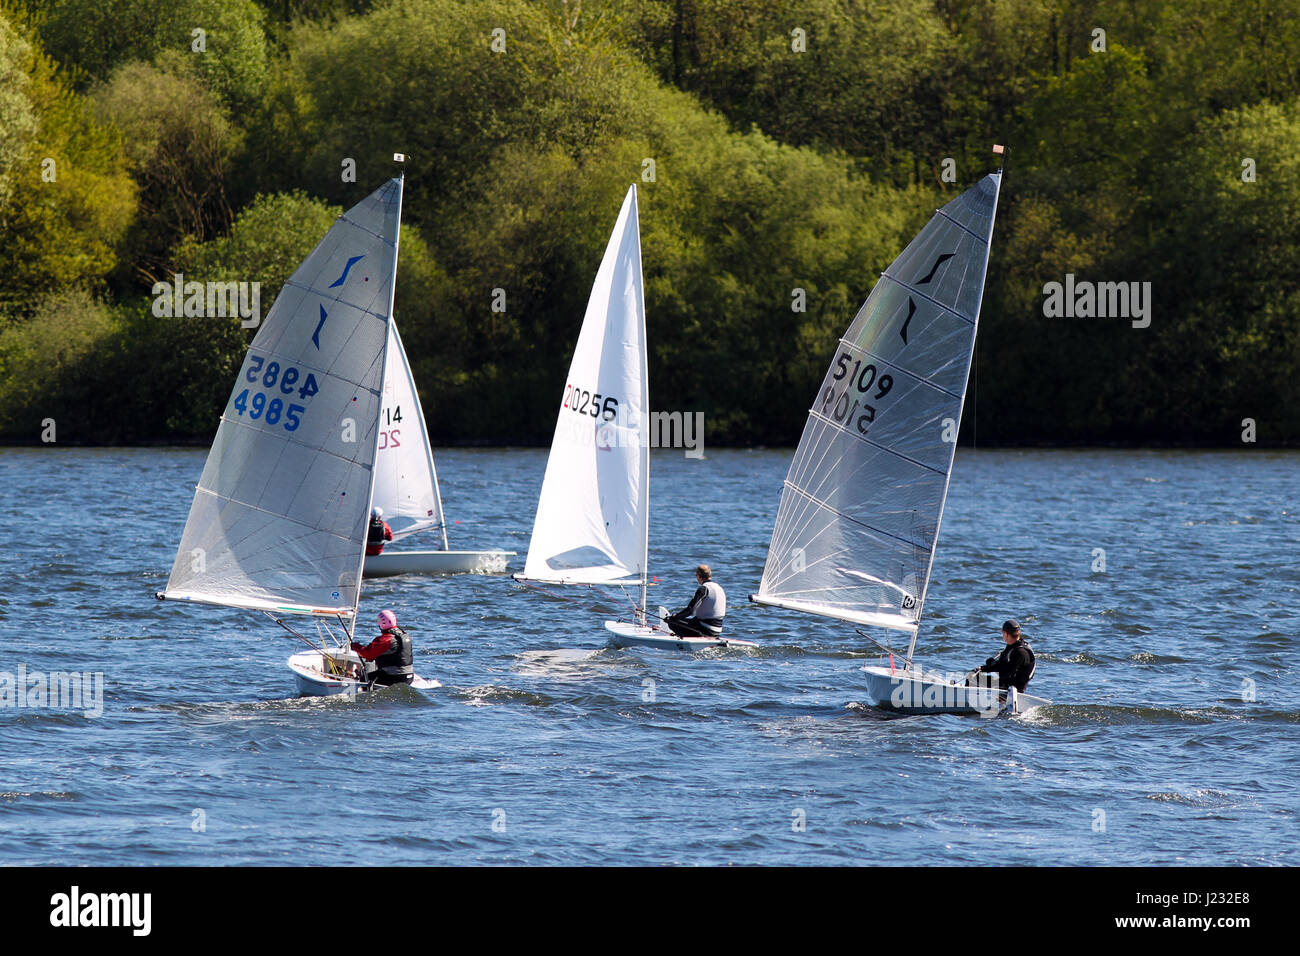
(877, 274), (976, 324)
(803, 408), (952, 472)
(162, 178), (402, 617)
(822, 335), (968, 398)
(755, 173), (1002, 634)
(521, 185), (649, 591)
(932, 208), (986, 242)
(778, 481), (932, 549)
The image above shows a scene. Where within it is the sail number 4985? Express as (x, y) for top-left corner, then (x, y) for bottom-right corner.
(563, 383), (619, 421)
(231, 354), (320, 432)
(822, 353), (894, 434)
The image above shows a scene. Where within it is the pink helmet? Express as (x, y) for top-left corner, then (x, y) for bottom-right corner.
(378, 609), (397, 630)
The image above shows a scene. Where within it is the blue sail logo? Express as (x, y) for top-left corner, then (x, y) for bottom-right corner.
(313, 255), (366, 349)
(329, 255), (365, 289)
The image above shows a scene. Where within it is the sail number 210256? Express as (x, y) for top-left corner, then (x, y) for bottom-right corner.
(563, 383), (619, 422)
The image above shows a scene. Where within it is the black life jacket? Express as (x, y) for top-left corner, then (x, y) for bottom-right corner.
(367, 516), (386, 544)
(1006, 639), (1035, 691)
(376, 626), (413, 677)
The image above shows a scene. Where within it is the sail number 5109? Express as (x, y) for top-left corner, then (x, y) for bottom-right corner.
(821, 353), (894, 434)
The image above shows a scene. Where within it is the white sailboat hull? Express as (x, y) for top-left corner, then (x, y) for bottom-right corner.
(604, 620), (757, 652)
(363, 549), (515, 578)
(287, 649), (442, 696)
(861, 665), (1050, 716)
(287, 649), (367, 696)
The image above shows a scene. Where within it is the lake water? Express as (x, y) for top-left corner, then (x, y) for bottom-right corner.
(0, 447), (1295, 865)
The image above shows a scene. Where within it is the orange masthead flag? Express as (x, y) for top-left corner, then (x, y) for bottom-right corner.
(993, 144), (1005, 154)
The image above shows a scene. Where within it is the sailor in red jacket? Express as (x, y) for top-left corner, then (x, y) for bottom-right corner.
(351, 609), (414, 686)
(365, 506), (393, 556)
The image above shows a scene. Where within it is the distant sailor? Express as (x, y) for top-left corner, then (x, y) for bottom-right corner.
(666, 564), (726, 637)
(351, 609), (414, 686)
(366, 506), (393, 556)
(969, 619), (1036, 692)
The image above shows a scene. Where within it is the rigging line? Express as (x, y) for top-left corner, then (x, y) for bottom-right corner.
(618, 582), (671, 633)
(265, 611), (324, 651)
(856, 628), (912, 668)
(516, 577), (602, 610)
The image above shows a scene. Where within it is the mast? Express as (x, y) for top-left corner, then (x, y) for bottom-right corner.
(902, 143), (1005, 666)
(348, 155), (405, 639)
(634, 184), (650, 623)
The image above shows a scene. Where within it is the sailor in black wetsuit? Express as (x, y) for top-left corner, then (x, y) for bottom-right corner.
(969, 619), (1036, 692)
(666, 565), (726, 637)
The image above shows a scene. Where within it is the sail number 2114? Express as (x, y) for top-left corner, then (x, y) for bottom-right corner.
(822, 353), (894, 435)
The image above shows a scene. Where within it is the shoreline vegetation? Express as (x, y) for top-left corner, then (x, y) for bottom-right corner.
(2, 1), (1298, 449)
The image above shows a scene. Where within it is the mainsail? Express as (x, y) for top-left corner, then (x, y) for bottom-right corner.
(161, 178), (403, 617)
(753, 173), (1002, 635)
(520, 184), (649, 590)
(370, 320), (448, 547)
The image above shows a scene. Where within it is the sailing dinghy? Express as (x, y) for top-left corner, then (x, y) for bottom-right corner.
(363, 319), (516, 577)
(750, 156), (1048, 714)
(514, 184), (754, 653)
(157, 170), (437, 696)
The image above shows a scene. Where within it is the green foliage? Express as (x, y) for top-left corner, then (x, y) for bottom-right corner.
(0, 287), (118, 438)
(174, 190), (339, 308)
(1141, 99), (1300, 441)
(4, 0), (1300, 445)
(0, 13), (38, 209)
(0, 8), (135, 316)
(91, 57), (244, 287)
(616, 0), (953, 183)
(34, 0), (269, 110)
(256, 0), (926, 442)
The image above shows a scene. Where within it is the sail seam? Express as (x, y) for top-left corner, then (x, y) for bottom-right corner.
(781, 479), (933, 550)
(934, 207), (987, 242)
(877, 273), (976, 325)
(804, 408), (948, 476)
(218, 413), (380, 470)
(279, 278), (396, 322)
(190, 485), (361, 545)
(831, 337), (964, 401)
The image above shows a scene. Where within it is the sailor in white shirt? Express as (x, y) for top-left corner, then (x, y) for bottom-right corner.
(666, 564), (726, 636)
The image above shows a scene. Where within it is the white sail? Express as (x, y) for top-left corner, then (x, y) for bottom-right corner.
(370, 320), (447, 547)
(520, 184), (649, 587)
(754, 173), (1002, 634)
(162, 178), (403, 617)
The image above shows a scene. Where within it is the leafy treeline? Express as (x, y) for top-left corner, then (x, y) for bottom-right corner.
(0, 0), (1297, 445)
